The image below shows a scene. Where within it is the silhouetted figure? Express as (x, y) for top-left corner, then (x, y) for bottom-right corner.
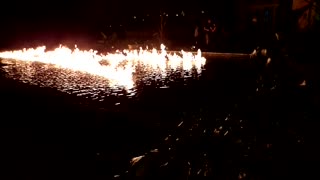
(203, 18), (216, 50)
(193, 19), (202, 48)
(249, 15), (260, 50)
(194, 25), (200, 45)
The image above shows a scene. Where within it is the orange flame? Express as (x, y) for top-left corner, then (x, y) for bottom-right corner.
(0, 44), (206, 89)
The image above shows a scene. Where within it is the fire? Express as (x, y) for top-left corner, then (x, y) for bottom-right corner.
(0, 44), (206, 89)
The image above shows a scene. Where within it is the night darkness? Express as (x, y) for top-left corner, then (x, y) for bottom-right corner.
(1, 0), (235, 48)
(2, 0), (320, 179)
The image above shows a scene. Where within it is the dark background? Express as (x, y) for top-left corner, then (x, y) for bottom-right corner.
(1, 0), (320, 179)
(0, 0), (237, 48)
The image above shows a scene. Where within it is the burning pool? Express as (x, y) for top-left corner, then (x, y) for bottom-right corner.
(0, 44), (313, 179)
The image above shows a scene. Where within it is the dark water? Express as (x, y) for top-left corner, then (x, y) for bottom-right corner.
(1, 55), (319, 179)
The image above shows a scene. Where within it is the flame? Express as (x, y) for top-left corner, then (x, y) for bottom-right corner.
(0, 44), (206, 89)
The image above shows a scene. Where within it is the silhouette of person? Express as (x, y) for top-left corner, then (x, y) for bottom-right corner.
(194, 25), (199, 45)
(203, 18), (216, 50)
(193, 19), (201, 48)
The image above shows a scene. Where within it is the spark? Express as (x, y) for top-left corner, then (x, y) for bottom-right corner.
(300, 80), (306, 86)
(131, 155), (144, 165)
(150, 149), (159, 153)
(266, 57), (271, 65)
(177, 121), (183, 127)
(224, 130), (229, 136)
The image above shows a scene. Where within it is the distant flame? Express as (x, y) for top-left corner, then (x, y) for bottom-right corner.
(0, 44), (206, 89)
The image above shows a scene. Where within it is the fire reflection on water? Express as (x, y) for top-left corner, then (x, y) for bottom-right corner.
(0, 44), (206, 100)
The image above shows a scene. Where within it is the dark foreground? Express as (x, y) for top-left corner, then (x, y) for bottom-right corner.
(1, 54), (320, 179)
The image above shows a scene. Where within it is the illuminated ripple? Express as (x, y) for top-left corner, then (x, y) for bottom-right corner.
(2, 61), (112, 100)
(0, 45), (206, 109)
(0, 59), (203, 103)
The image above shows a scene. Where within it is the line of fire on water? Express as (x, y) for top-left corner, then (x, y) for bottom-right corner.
(0, 44), (206, 89)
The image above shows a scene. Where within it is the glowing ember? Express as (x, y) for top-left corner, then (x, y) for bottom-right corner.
(0, 44), (206, 90)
